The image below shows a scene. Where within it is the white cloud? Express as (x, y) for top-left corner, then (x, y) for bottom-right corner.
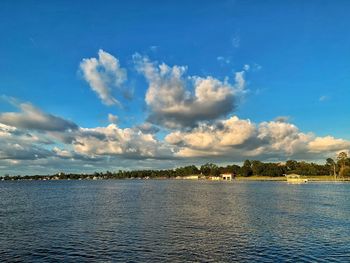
(0, 123), (53, 160)
(166, 116), (255, 150)
(72, 124), (172, 159)
(135, 122), (160, 134)
(1, 107), (350, 173)
(134, 54), (248, 128)
(165, 115), (350, 160)
(165, 116), (256, 157)
(80, 49), (127, 106)
(308, 136), (350, 153)
(0, 100), (171, 163)
(257, 121), (311, 156)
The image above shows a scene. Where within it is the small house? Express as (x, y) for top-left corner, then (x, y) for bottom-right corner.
(221, 173), (233, 181)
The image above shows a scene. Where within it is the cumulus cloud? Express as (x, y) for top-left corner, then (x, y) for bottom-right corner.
(134, 54), (248, 128)
(1, 109), (350, 173)
(52, 146), (103, 161)
(135, 122), (160, 134)
(0, 123), (53, 160)
(256, 121), (311, 157)
(0, 101), (78, 132)
(72, 124), (173, 159)
(165, 116), (257, 157)
(0, 111), (172, 167)
(308, 136), (350, 153)
(80, 49), (128, 106)
(166, 116), (255, 151)
(165, 115), (350, 161)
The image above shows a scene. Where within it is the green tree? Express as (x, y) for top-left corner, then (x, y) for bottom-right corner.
(240, 160), (253, 177)
(326, 158), (337, 178)
(220, 164), (240, 175)
(286, 160), (298, 172)
(342, 167), (350, 177)
(337, 152), (348, 178)
(200, 163), (220, 176)
(251, 160), (264, 175)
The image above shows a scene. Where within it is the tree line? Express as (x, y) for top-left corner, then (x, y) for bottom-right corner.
(1, 152), (350, 181)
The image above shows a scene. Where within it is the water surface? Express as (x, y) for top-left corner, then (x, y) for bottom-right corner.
(0, 180), (349, 262)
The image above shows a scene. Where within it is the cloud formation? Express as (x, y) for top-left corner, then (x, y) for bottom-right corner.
(0, 101), (78, 132)
(135, 122), (160, 134)
(0, 123), (53, 160)
(80, 49), (128, 106)
(1, 48), (349, 174)
(0, 108), (173, 174)
(134, 54), (247, 128)
(1, 103), (349, 174)
(165, 115), (350, 161)
(308, 136), (350, 153)
(72, 124), (173, 159)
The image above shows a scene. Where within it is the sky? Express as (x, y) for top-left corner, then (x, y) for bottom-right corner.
(1, 0), (350, 175)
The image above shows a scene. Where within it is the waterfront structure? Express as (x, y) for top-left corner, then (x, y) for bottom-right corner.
(183, 175), (199, 180)
(286, 174), (308, 184)
(210, 176), (221, 180)
(221, 174), (233, 181)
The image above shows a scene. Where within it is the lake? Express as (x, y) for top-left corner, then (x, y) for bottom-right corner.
(0, 180), (349, 262)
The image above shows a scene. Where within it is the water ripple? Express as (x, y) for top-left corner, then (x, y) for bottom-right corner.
(0, 180), (349, 262)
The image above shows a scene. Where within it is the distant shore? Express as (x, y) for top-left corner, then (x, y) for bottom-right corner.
(1, 175), (349, 182)
(3, 159), (350, 182)
(235, 175), (349, 182)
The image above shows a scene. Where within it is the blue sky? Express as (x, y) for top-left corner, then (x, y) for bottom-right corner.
(1, 0), (350, 174)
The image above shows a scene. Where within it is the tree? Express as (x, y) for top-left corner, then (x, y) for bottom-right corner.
(341, 167), (350, 177)
(240, 160), (253, 177)
(337, 152), (348, 178)
(326, 158), (336, 178)
(251, 160), (264, 175)
(286, 160), (298, 171)
(220, 164), (240, 175)
(200, 163), (220, 176)
(175, 165), (200, 177)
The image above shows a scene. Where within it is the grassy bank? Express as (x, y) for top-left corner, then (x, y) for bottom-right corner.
(235, 176), (286, 181)
(235, 175), (349, 182)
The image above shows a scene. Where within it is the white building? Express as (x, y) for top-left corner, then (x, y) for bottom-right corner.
(183, 175), (199, 180)
(221, 173), (232, 181)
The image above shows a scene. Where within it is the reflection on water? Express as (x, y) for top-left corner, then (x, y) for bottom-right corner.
(0, 180), (349, 262)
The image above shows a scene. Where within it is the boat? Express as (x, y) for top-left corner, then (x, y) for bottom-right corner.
(285, 174), (308, 184)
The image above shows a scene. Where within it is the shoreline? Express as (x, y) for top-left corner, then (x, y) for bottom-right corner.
(235, 175), (350, 182)
(1, 175), (349, 182)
